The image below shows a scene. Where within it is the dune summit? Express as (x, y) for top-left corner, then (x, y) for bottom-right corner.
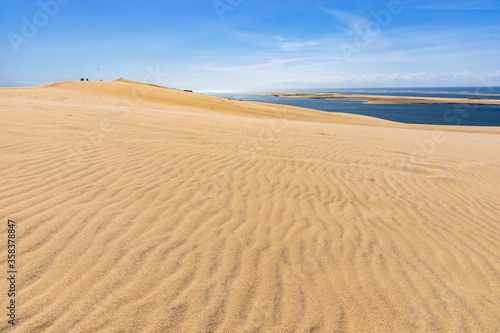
(1, 80), (499, 332)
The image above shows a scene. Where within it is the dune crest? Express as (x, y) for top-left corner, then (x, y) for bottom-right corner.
(1, 80), (499, 332)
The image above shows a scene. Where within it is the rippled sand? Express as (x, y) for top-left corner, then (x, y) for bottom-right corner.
(1, 80), (499, 332)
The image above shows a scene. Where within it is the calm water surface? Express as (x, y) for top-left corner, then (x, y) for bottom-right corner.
(206, 87), (500, 126)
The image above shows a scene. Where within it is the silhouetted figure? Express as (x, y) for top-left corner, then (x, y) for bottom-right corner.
(86, 78), (89, 81)
(80, 78), (84, 81)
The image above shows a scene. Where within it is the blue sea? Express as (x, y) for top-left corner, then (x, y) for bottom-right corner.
(206, 87), (500, 126)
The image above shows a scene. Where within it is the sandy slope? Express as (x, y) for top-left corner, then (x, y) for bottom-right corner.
(1, 80), (499, 332)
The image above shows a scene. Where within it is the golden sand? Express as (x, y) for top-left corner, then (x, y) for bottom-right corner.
(1, 80), (499, 332)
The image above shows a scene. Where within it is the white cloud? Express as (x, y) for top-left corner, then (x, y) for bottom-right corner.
(280, 41), (318, 51)
(319, 7), (368, 34)
(273, 36), (289, 42)
(264, 70), (500, 87)
(273, 36), (318, 51)
(200, 58), (304, 73)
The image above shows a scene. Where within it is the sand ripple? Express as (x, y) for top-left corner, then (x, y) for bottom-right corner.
(1, 81), (499, 332)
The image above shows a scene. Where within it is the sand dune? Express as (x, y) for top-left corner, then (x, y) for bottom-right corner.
(1, 80), (499, 332)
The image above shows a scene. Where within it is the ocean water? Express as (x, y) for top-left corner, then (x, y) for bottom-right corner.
(206, 87), (500, 126)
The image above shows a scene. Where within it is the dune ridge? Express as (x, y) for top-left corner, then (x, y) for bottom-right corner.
(1, 80), (499, 332)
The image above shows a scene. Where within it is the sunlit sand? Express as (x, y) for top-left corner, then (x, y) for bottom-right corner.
(1, 80), (499, 332)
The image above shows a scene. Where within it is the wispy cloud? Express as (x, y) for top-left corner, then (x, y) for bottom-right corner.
(319, 7), (368, 34)
(273, 36), (288, 42)
(273, 36), (318, 51)
(200, 58), (304, 73)
(264, 70), (500, 87)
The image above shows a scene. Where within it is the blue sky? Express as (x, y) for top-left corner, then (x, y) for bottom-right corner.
(1, 0), (500, 90)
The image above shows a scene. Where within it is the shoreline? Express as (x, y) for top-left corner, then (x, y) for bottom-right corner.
(2, 80), (500, 134)
(259, 92), (500, 105)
